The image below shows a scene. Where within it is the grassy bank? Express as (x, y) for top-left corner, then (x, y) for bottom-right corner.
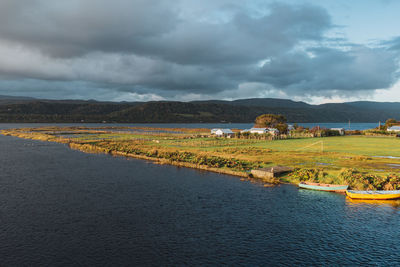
(2, 126), (400, 190)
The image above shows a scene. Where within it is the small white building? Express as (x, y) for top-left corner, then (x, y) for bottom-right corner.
(211, 128), (234, 137)
(241, 128), (279, 135)
(267, 128), (279, 135)
(288, 125), (295, 131)
(387, 126), (400, 132)
(330, 128), (345, 135)
(249, 128), (268, 134)
(211, 128), (219, 134)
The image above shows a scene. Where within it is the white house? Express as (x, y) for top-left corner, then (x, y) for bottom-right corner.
(241, 128), (279, 135)
(387, 126), (400, 132)
(211, 128), (219, 134)
(249, 128), (268, 134)
(288, 124), (295, 131)
(211, 128), (234, 137)
(267, 128), (279, 135)
(330, 128), (345, 135)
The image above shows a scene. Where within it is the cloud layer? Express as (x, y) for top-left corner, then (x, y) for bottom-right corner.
(0, 0), (398, 101)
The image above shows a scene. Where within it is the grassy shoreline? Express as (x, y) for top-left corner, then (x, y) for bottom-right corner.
(2, 126), (400, 190)
(68, 142), (250, 178)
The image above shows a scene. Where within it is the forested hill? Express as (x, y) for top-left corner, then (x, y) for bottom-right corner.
(0, 96), (399, 123)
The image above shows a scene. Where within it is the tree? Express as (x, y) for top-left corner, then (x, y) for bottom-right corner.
(276, 123), (288, 134)
(385, 118), (397, 127)
(254, 114), (287, 128)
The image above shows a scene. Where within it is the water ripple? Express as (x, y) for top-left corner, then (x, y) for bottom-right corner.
(0, 134), (399, 266)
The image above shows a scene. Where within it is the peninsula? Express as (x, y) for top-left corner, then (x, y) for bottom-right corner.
(2, 121), (400, 191)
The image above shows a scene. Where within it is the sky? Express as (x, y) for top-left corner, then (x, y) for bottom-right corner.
(0, 0), (399, 104)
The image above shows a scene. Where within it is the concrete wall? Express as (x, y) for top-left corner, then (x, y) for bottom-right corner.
(251, 169), (274, 179)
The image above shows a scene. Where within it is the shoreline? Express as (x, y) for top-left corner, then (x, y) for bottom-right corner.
(68, 142), (251, 179)
(1, 129), (280, 184)
(2, 126), (400, 190)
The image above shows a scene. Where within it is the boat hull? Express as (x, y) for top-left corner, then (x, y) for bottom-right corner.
(346, 190), (400, 200)
(299, 182), (348, 192)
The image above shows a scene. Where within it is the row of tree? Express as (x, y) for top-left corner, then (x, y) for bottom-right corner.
(253, 113), (341, 136)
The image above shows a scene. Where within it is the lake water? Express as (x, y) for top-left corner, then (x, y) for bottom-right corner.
(1, 124), (399, 265)
(0, 122), (378, 130)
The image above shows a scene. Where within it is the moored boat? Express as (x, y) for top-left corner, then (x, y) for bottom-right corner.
(346, 190), (400, 200)
(298, 182), (348, 192)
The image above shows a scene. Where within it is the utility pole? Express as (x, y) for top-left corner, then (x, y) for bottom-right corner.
(348, 119), (351, 130)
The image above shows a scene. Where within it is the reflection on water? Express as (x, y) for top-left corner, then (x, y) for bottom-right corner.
(298, 187), (346, 197)
(346, 197), (400, 208)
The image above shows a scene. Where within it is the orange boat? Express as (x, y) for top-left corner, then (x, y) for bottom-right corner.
(346, 190), (400, 200)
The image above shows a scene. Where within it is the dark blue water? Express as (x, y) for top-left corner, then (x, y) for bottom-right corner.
(1, 125), (399, 265)
(0, 122), (377, 130)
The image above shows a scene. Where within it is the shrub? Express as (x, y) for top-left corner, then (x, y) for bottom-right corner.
(338, 168), (400, 190)
(289, 168), (326, 182)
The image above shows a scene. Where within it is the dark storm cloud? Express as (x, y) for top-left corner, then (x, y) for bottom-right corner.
(0, 0), (179, 57)
(0, 1), (330, 63)
(258, 46), (398, 95)
(0, 0), (398, 100)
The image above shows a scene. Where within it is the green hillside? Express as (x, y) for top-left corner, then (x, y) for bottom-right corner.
(0, 96), (399, 123)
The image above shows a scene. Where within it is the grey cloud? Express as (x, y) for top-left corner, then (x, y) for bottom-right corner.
(151, 3), (331, 65)
(0, 0), (398, 101)
(0, 1), (330, 65)
(0, 44), (235, 93)
(0, 0), (179, 57)
(258, 46), (398, 95)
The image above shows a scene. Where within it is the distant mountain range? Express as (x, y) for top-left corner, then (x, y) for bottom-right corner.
(0, 95), (399, 123)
